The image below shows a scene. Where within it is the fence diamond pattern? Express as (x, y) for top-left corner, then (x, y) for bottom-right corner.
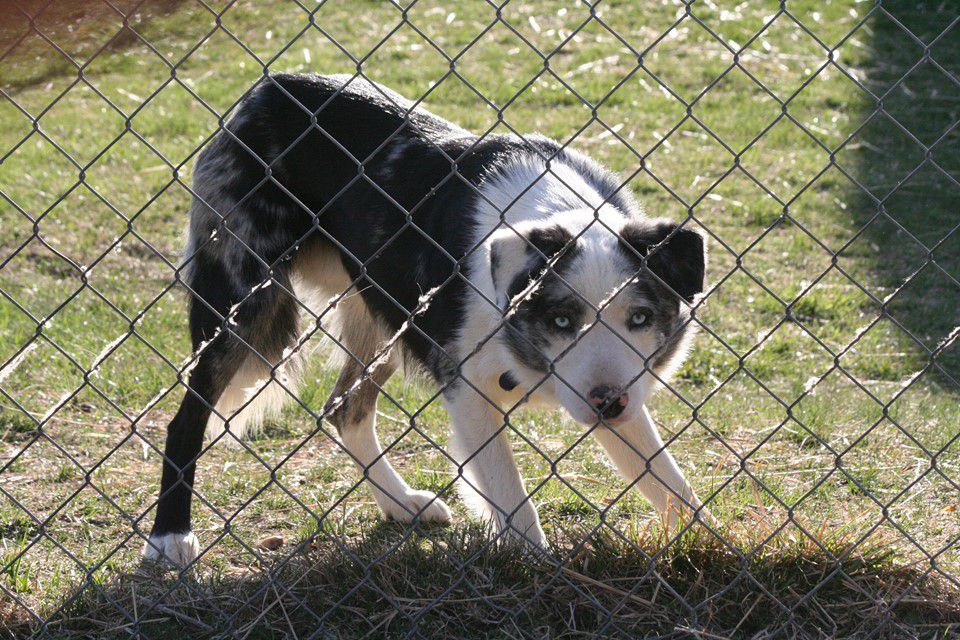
(0, 0), (958, 638)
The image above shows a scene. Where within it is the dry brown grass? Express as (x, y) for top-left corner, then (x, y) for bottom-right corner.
(5, 518), (959, 639)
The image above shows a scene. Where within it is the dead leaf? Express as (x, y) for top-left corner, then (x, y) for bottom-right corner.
(259, 535), (284, 551)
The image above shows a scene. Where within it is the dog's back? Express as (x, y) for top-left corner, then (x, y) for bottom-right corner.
(183, 73), (463, 287)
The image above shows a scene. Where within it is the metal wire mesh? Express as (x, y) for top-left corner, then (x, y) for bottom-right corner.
(1, 0), (958, 638)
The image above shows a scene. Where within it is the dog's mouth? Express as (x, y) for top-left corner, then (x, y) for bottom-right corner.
(564, 398), (632, 426)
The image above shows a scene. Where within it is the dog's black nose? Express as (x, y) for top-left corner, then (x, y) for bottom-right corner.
(588, 386), (628, 420)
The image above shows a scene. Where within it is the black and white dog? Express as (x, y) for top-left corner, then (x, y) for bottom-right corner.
(144, 74), (708, 566)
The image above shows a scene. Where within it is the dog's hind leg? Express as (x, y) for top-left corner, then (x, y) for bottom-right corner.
(144, 235), (305, 567)
(144, 263), (302, 566)
(325, 300), (452, 524)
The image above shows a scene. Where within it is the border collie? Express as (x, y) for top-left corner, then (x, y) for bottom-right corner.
(143, 73), (708, 566)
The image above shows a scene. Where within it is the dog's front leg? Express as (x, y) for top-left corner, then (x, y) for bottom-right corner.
(444, 386), (547, 549)
(592, 404), (705, 529)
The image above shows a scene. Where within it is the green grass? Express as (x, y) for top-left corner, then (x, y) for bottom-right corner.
(1, 0), (959, 637)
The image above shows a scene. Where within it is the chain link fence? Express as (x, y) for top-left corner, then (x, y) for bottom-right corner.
(1, 0), (958, 637)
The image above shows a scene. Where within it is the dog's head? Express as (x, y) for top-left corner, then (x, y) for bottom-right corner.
(489, 211), (706, 425)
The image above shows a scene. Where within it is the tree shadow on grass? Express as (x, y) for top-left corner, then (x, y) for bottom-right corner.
(8, 522), (960, 639)
(0, 0), (189, 92)
(838, 1), (960, 393)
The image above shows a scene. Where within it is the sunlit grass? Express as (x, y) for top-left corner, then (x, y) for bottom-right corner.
(1, 0), (958, 637)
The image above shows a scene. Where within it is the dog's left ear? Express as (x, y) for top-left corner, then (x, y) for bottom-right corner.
(620, 220), (706, 302)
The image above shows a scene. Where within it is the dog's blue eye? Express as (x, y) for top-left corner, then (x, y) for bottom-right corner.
(553, 316), (570, 329)
(630, 311), (649, 328)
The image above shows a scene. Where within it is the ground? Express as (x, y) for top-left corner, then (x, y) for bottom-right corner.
(0, 0), (958, 638)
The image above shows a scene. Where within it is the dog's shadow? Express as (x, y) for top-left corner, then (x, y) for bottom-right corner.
(17, 521), (960, 639)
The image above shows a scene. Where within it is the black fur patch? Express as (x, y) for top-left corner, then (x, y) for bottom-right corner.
(498, 371), (519, 391)
(504, 225), (578, 302)
(527, 225), (575, 259)
(500, 235), (584, 373)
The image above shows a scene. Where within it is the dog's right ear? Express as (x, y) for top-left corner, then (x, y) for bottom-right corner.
(489, 223), (574, 308)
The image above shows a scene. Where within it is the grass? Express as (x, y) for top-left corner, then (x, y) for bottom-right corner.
(1, 0), (959, 637)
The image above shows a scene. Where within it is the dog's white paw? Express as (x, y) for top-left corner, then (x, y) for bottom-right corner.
(380, 490), (453, 524)
(142, 531), (199, 568)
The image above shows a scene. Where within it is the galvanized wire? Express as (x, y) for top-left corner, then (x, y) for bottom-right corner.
(0, 0), (958, 638)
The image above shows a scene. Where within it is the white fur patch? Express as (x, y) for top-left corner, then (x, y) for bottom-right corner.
(474, 156), (629, 235)
(142, 531), (199, 567)
(206, 356), (300, 442)
(592, 405), (705, 529)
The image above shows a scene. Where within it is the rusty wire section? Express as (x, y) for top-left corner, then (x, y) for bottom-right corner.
(0, 0), (958, 637)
